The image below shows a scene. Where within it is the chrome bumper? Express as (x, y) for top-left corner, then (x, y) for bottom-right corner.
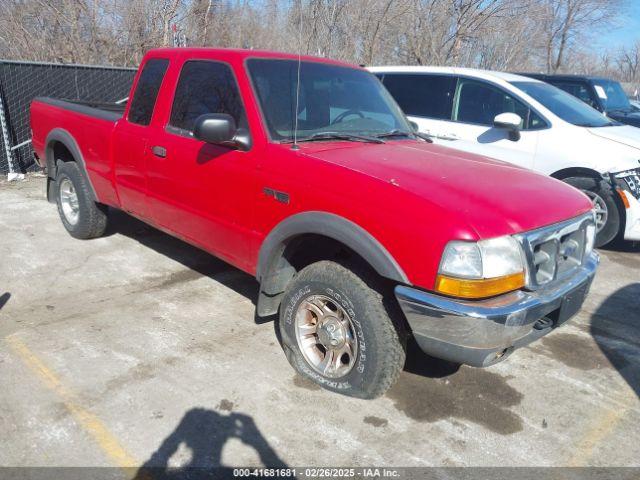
(395, 252), (599, 367)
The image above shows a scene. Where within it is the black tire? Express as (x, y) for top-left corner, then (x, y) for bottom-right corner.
(279, 260), (406, 399)
(55, 161), (108, 239)
(563, 176), (621, 247)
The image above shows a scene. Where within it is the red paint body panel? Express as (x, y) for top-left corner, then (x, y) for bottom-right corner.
(30, 48), (592, 291)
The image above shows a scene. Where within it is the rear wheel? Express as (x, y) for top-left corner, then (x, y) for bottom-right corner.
(563, 176), (621, 247)
(279, 260), (406, 399)
(55, 161), (108, 239)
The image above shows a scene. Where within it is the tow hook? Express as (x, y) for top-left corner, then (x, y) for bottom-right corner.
(534, 317), (554, 330)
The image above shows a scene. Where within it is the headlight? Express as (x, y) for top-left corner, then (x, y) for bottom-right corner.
(436, 236), (525, 299)
(585, 212), (596, 257)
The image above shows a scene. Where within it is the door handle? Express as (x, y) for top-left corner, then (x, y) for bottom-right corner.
(151, 146), (167, 158)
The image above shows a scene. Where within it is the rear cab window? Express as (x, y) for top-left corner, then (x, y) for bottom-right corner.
(128, 58), (170, 125)
(168, 60), (247, 136)
(380, 74), (456, 120)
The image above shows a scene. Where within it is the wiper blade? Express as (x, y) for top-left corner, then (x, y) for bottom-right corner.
(284, 131), (385, 144)
(376, 129), (435, 143)
(375, 129), (414, 138)
(414, 131), (434, 143)
(607, 108), (631, 114)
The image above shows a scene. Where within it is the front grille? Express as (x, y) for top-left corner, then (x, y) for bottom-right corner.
(615, 168), (640, 200)
(515, 213), (594, 290)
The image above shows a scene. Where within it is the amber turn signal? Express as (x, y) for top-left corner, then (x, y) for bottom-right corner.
(616, 188), (630, 209)
(435, 272), (526, 299)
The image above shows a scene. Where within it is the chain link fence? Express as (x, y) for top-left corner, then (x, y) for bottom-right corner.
(0, 60), (136, 175)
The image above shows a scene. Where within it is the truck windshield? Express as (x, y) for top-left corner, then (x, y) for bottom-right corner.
(247, 59), (412, 142)
(511, 81), (617, 128)
(592, 79), (632, 112)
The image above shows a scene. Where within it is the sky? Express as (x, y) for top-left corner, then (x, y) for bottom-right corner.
(596, 1), (640, 52)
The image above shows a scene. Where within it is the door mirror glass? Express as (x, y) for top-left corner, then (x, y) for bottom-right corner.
(194, 113), (238, 146)
(493, 112), (522, 141)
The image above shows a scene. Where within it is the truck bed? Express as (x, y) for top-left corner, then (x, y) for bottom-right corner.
(31, 96), (126, 207)
(33, 97), (126, 122)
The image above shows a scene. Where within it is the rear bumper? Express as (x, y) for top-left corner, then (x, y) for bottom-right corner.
(395, 252), (599, 367)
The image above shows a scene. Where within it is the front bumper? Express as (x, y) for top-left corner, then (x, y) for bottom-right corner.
(395, 252), (599, 367)
(620, 190), (640, 241)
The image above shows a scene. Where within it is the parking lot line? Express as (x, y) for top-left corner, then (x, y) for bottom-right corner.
(568, 389), (633, 466)
(6, 335), (138, 468)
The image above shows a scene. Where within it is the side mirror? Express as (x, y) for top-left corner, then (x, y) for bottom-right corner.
(493, 112), (522, 141)
(409, 120), (419, 132)
(193, 113), (251, 150)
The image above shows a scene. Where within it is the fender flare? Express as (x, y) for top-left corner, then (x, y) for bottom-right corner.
(44, 128), (97, 201)
(256, 211), (409, 317)
(550, 167), (604, 181)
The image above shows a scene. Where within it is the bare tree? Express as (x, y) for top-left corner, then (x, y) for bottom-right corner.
(616, 42), (640, 81)
(0, 0), (631, 82)
(540, 0), (622, 73)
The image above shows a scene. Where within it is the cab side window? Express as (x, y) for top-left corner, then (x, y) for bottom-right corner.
(128, 58), (170, 125)
(381, 74), (456, 120)
(454, 78), (542, 130)
(169, 60), (246, 134)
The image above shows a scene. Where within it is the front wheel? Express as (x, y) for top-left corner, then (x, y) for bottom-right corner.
(563, 176), (622, 247)
(279, 261), (406, 399)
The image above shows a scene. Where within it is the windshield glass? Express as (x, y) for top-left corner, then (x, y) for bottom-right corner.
(511, 81), (616, 127)
(592, 79), (632, 112)
(247, 59), (412, 141)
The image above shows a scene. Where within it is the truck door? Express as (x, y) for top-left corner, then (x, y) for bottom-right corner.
(144, 59), (258, 272)
(443, 78), (542, 170)
(112, 58), (169, 218)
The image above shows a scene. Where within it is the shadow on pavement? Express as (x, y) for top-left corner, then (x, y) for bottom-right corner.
(590, 283), (640, 398)
(403, 337), (460, 378)
(0, 292), (10, 311)
(134, 408), (291, 480)
(106, 209), (259, 305)
(600, 240), (640, 253)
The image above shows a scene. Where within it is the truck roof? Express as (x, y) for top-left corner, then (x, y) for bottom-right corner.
(517, 72), (614, 83)
(144, 47), (359, 69)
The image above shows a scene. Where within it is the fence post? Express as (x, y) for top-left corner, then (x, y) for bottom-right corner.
(0, 83), (21, 181)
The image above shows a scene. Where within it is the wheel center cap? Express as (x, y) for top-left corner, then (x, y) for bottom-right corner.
(317, 318), (345, 349)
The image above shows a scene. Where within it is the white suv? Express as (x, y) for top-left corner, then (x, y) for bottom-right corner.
(369, 66), (640, 247)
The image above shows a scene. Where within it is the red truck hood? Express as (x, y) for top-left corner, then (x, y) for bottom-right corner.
(300, 140), (592, 239)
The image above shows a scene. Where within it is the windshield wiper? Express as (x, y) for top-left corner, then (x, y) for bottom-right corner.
(414, 132), (434, 143)
(283, 131), (385, 144)
(375, 129), (414, 139)
(607, 108), (632, 115)
(575, 121), (617, 127)
(376, 129), (434, 143)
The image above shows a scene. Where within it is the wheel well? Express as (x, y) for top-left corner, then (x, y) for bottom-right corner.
(285, 234), (359, 270)
(257, 233), (390, 317)
(52, 141), (74, 162)
(551, 167), (603, 181)
(46, 140), (84, 203)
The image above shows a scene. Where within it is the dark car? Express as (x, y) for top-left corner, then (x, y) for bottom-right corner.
(519, 73), (640, 128)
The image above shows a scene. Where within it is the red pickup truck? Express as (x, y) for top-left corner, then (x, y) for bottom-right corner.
(31, 48), (599, 398)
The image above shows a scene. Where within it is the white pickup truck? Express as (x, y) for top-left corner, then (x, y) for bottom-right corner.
(370, 66), (640, 247)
